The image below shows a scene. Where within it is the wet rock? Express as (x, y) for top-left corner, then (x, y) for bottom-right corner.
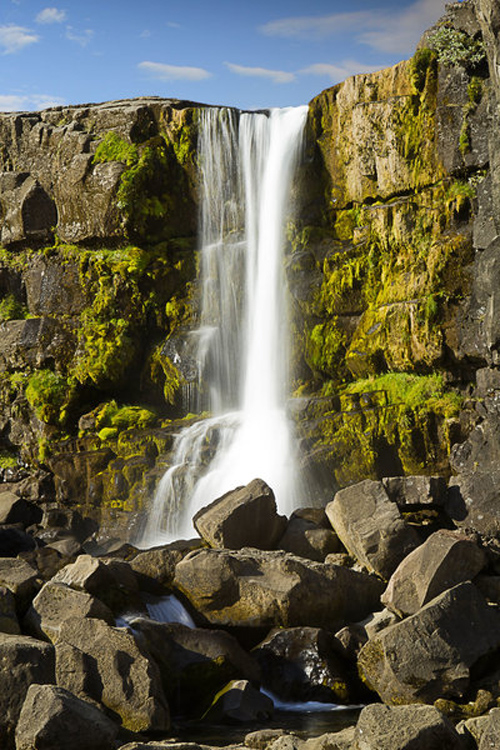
(193, 479), (287, 551)
(358, 583), (500, 704)
(24, 581), (114, 641)
(0, 632), (55, 750)
(253, 626), (350, 703)
(326, 480), (420, 579)
(353, 704), (464, 749)
(129, 618), (260, 716)
(278, 516), (341, 562)
(15, 683), (118, 750)
(381, 529), (487, 616)
(55, 616), (170, 732)
(174, 547), (384, 630)
(203, 679), (274, 723)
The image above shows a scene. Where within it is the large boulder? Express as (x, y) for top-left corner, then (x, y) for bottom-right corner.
(278, 515), (341, 562)
(0, 557), (39, 615)
(24, 581), (114, 641)
(202, 679), (274, 723)
(193, 478), (287, 550)
(326, 480), (421, 579)
(129, 538), (202, 591)
(253, 626), (350, 703)
(447, 472), (500, 538)
(15, 684), (118, 750)
(174, 547), (384, 630)
(0, 491), (41, 526)
(127, 618), (260, 715)
(381, 529), (487, 616)
(55, 616), (170, 733)
(0, 633), (55, 750)
(358, 583), (500, 704)
(478, 707), (500, 750)
(353, 704), (464, 750)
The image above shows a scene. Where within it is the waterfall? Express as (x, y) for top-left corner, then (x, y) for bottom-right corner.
(141, 105), (308, 546)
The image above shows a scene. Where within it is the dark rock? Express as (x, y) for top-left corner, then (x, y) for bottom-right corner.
(0, 173), (57, 247)
(15, 684), (118, 750)
(0, 526), (37, 556)
(0, 586), (20, 634)
(129, 618), (260, 716)
(55, 616), (170, 732)
(363, 608), (400, 639)
(326, 480), (420, 579)
(253, 626), (350, 703)
(24, 581), (114, 641)
(382, 476), (448, 507)
(381, 529), (487, 616)
(193, 478), (287, 550)
(0, 557), (39, 615)
(202, 679), (274, 723)
(0, 632), (55, 750)
(0, 491), (40, 526)
(18, 546), (70, 581)
(278, 516), (340, 562)
(174, 547), (384, 630)
(447, 471), (500, 538)
(358, 582), (500, 704)
(353, 704), (464, 750)
(129, 538), (202, 592)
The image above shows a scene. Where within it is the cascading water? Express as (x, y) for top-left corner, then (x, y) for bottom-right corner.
(141, 105), (308, 546)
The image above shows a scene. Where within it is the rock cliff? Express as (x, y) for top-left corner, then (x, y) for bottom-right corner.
(0, 0), (497, 537)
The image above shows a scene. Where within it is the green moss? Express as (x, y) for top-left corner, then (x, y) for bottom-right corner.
(150, 347), (183, 405)
(0, 294), (27, 322)
(93, 131), (138, 166)
(98, 427), (118, 442)
(410, 48), (437, 93)
(25, 369), (69, 426)
(307, 320), (346, 380)
(95, 400), (157, 431)
(72, 313), (135, 389)
(0, 451), (18, 470)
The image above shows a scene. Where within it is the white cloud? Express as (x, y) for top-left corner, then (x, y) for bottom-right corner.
(66, 26), (94, 47)
(0, 25), (39, 54)
(167, 22), (181, 29)
(0, 93), (65, 111)
(260, 0), (448, 54)
(225, 62), (295, 84)
(138, 61), (212, 81)
(140, 29), (151, 38)
(300, 60), (382, 82)
(36, 7), (67, 24)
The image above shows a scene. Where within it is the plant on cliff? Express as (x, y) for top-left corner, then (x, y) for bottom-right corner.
(25, 370), (69, 426)
(93, 131), (139, 166)
(0, 294), (26, 322)
(428, 26), (485, 69)
(410, 48), (437, 93)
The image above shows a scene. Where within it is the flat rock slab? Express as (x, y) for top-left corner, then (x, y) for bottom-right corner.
(381, 529), (487, 616)
(193, 478), (287, 550)
(326, 479), (420, 579)
(358, 582), (500, 704)
(354, 704), (464, 749)
(174, 547), (384, 630)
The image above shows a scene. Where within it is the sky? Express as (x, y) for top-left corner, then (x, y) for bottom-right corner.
(0, 0), (456, 112)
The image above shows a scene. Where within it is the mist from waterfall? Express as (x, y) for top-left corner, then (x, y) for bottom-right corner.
(141, 105), (308, 546)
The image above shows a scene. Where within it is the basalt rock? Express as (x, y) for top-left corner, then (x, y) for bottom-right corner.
(353, 704), (464, 750)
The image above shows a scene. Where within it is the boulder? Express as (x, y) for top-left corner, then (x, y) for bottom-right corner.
(0, 586), (20, 634)
(478, 707), (500, 749)
(363, 608), (400, 639)
(457, 715), (490, 748)
(381, 529), (487, 616)
(447, 472), (500, 538)
(382, 476), (448, 506)
(202, 679), (274, 723)
(193, 478), (287, 550)
(129, 538), (202, 592)
(278, 516), (341, 562)
(0, 526), (37, 556)
(0, 491), (40, 526)
(128, 618), (260, 715)
(55, 616), (169, 732)
(252, 626), (350, 703)
(358, 583), (500, 704)
(353, 704), (464, 749)
(0, 557), (39, 615)
(15, 684), (118, 750)
(174, 547), (384, 630)
(326, 480), (421, 579)
(0, 633), (55, 750)
(24, 581), (114, 641)
(18, 546), (70, 582)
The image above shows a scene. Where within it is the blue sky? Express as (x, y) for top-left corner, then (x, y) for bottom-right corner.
(0, 0), (453, 112)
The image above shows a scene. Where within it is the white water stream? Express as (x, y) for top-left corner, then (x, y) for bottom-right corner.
(141, 105), (308, 546)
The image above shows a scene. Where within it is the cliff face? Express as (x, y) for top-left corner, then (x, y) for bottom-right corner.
(0, 0), (497, 534)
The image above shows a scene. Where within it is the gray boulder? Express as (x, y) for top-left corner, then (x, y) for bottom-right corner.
(358, 582), (500, 704)
(55, 616), (169, 732)
(0, 491), (40, 526)
(129, 538), (202, 591)
(202, 679), (274, 723)
(15, 684), (118, 750)
(326, 480), (420, 579)
(278, 515), (341, 562)
(174, 547), (384, 630)
(479, 707), (500, 749)
(0, 557), (39, 615)
(381, 529), (487, 616)
(193, 478), (287, 550)
(353, 704), (464, 749)
(382, 476), (448, 506)
(0, 633), (55, 750)
(253, 626), (350, 703)
(447, 472), (500, 538)
(24, 581), (114, 641)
